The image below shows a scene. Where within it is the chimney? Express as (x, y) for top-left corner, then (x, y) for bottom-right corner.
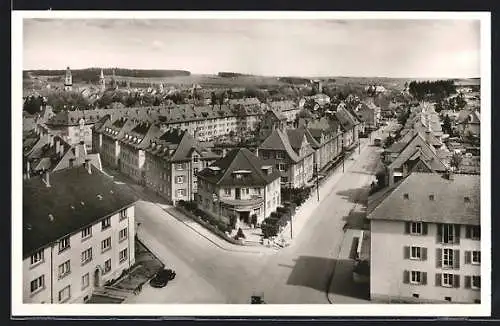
(85, 159), (92, 174)
(44, 171), (50, 187)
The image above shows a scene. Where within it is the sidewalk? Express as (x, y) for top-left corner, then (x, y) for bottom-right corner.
(278, 137), (371, 244)
(326, 229), (371, 304)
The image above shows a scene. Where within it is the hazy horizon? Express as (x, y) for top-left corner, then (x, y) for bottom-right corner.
(23, 19), (481, 79)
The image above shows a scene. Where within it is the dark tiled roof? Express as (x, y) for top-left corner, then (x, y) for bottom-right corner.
(367, 172), (480, 225)
(389, 133), (448, 172)
(23, 166), (137, 257)
(258, 129), (300, 162)
(197, 148), (281, 186)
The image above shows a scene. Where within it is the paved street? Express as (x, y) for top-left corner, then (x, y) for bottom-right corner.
(108, 125), (391, 304)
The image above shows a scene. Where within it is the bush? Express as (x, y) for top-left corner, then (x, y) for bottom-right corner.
(250, 214), (258, 226)
(261, 223), (279, 239)
(276, 206), (287, 214)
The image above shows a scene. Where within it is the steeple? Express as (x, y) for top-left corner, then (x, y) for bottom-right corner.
(99, 69), (105, 92)
(64, 66), (73, 91)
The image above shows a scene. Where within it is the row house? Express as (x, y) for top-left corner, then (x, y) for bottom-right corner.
(305, 117), (343, 172)
(268, 100), (300, 127)
(23, 164), (136, 303)
(144, 129), (220, 204)
(333, 103), (361, 150)
(355, 101), (381, 131)
(257, 127), (315, 189)
(258, 109), (288, 140)
(196, 148), (281, 227)
(385, 131), (449, 186)
(368, 172), (480, 303)
(119, 122), (162, 185)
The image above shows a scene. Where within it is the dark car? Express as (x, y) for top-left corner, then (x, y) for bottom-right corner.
(149, 268), (176, 288)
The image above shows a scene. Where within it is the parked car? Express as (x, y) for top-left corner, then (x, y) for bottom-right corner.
(352, 260), (370, 284)
(150, 268), (176, 288)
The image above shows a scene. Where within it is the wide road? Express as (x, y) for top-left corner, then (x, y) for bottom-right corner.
(111, 125), (392, 304)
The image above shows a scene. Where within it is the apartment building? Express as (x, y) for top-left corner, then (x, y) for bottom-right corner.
(23, 164), (136, 303)
(368, 172), (480, 303)
(305, 117), (343, 172)
(268, 100), (300, 126)
(334, 103), (361, 149)
(196, 148), (281, 226)
(258, 128), (315, 189)
(144, 129), (220, 204)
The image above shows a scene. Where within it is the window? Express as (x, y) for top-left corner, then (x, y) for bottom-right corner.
(101, 217), (111, 230)
(254, 188), (261, 195)
(119, 248), (128, 263)
(472, 276), (481, 289)
(442, 224), (455, 244)
(193, 155), (199, 163)
(30, 275), (44, 293)
(176, 176), (185, 184)
(194, 168), (199, 175)
(81, 226), (92, 239)
(224, 188), (231, 196)
(101, 237), (111, 252)
(445, 296), (452, 302)
(411, 271), (421, 284)
(278, 163), (286, 171)
(276, 152), (284, 159)
(175, 163), (184, 171)
(82, 273), (89, 290)
(410, 247), (421, 260)
(442, 273), (454, 287)
(104, 259), (112, 274)
(58, 260), (71, 279)
(58, 237), (70, 253)
(472, 251), (481, 264)
(253, 207), (261, 215)
(410, 222), (422, 235)
(119, 228), (128, 242)
(281, 176), (288, 183)
(30, 250), (44, 266)
(176, 189), (186, 197)
(58, 285), (71, 303)
(443, 249), (454, 268)
(81, 248), (92, 265)
(466, 226), (480, 240)
(119, 209), (127, 220)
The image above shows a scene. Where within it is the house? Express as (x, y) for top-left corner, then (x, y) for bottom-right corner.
(23, 164), (137, 303)
(386, 132), (449, 186)
(298, 93), (331, 110)
(196, 148), (281, 227)
(456, 110), (480, 139)
(368, 172), (480, 303)
(268, 100), (300, 126)
(144, 129), (220, 204)
(258, 109), (287, 140)
(257, 128), (315, 189)
(355, 101), (381, 131)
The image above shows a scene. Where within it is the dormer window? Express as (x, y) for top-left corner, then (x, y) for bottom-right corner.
(429, 194), (435, 201)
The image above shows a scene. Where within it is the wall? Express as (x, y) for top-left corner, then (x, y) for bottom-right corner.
(371, 219), (481, 303)
(23, 206), (136, 303)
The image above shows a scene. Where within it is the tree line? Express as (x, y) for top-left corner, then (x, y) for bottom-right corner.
(408, 80), (456, 101)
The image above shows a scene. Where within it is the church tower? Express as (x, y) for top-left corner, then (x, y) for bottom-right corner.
(64, 66), (73, 91)
(99, 69), (106, 92)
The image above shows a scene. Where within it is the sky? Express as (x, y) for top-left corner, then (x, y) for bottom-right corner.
(23, 19), (481, 78)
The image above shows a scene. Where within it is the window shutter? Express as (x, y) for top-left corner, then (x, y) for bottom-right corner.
(404, 246), (410, 259)
(453, 274), (460, 288)
(437, 223), (443, 243)
(465, 251), (471, 264)
(454, 224), (461, 244)
(465, 276), (471, 289)
(422, 247), (428, 261)
(453, 250), (460, 269)
(436, 248), (442, 268)
(404, 222), (410, 234)
(422, 222), (428, 235)
(465, 226), (471, 239)
(403, 270), (410, 284)
(435, 273), (442, 286)
(422, 272), (427, 285)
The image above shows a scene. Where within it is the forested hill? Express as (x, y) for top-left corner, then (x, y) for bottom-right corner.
(24, 68), (191, 82)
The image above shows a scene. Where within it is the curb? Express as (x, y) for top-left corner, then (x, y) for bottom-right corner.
(325, 228), (348, 304)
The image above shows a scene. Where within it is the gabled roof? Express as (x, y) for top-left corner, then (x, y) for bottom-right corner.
(389, 133), (448, 172)
(259, 129), (300, 162)
(457, 110), (480, 124)
(196, 148), (281, 186)
(23, 165), (137, 257)
(367, 172), (479, 225)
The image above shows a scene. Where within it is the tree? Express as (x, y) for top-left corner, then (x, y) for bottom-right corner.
(23, 95), (44, 115)
(442, 114), (452, 135)
(384, 134), (395, 148)
(211, 91), (217, 107)
(450, 152), (463, 170)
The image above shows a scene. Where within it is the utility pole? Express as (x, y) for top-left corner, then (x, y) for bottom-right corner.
(315, 163), (320, 202)
(289, 183), (293, 239)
